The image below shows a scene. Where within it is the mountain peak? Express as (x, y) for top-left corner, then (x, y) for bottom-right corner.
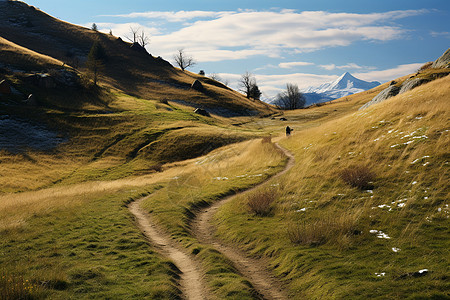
(301, 72), (381, 105)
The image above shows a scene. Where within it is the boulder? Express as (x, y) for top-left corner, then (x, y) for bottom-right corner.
(398, 78), (429, 94)
(431, 48), (450, 68)
(38, 73), (56, 89)
(279, 117), (287, 121)
(25, 94), (37, 106)
(191, 79), (203, 92)
(0, 79), (12, 94)
(359, 85), (400, 110)
(194, 108), (210, 117)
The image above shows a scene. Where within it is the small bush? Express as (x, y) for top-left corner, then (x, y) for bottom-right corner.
(340, 165), (375, 190)
(158, 99), (169, 105)
(247, 188), (277, 216)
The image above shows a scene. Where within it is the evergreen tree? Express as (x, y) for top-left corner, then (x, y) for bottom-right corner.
(86, 41), (107, 86)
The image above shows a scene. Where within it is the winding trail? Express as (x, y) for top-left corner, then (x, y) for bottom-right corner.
(191, 143), (294, 300)
(129, 142), (294, 300)
(129, 198), (208, 300)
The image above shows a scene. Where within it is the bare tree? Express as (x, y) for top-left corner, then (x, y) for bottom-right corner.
(274, 83), (305, 110)
(209, 73), (229, 86)
(210, 73), (221, 81)
(137, 30), (150, 48)
(173, 48), (196, 71)
(125, 26), (150, 48)
(126, 26), (139, 43)
(239, 71), (260, 99)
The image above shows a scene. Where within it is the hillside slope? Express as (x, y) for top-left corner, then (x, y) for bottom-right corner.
(0, 0), (272, 117)
(214, 75), (450, 298)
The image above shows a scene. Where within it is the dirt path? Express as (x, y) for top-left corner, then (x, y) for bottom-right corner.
(191, 143), (295, 300)
(129, 198), (208, 300)
(129, 142), (294, 300)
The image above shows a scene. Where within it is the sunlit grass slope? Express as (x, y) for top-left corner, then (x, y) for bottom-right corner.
(0, 36), (64, 70)
(0, 136), (286, 299)
(140, 138), (287, 299)
(213, 75), (449, 298)
(0, 0), (273, 117)
(0, 90), (261, 193)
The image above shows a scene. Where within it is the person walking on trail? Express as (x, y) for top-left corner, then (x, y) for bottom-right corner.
(286, 126), (293, 136)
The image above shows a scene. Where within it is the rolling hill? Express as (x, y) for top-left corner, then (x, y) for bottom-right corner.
(0, 1), (449, 299)
(0, 0), (272, 117)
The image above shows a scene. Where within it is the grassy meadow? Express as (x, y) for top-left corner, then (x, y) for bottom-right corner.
(0, 76), (285, 299)
(213, 75), (450, 298)
(1, 19), (449, 297)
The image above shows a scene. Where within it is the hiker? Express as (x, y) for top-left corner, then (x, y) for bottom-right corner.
(286, 126), (293, 136)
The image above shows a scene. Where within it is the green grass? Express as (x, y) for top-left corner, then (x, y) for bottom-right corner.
(139, 139), (287, 298)
(0, 186), (184, 299)
(1, 49), (449, 299)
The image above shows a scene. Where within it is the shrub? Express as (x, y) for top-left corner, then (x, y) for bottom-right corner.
(339, 165), (375, 190)
(247, 188), (277, 216)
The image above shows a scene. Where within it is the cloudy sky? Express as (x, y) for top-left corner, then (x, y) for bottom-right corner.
(25, 0), (450, 99)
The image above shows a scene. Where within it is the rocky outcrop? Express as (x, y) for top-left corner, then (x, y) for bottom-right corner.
(431, 48), (450, 68)
(194, 108), (210, 117)
(24, 94), (37, 106)
(359, 85), (400, 110)
(191, 79), (204, 92)
(398, 78), (429, 94)
(0, 79), (11, 94)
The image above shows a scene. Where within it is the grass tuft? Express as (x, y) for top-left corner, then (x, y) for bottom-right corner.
(287, 213), (359, 246)
(247, 188), (277, 216)
(339, 165), (375, 190)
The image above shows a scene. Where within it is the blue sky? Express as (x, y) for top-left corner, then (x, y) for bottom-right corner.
(25, 0), (450, 99)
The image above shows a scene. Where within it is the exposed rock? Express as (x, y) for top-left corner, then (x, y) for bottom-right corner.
(431, 48), (450, 68)
(191, 79), (204, 92)
(279, 117), (287, 121)
(359, 85), (400, 110)
(0, 79), (12, 94)
(194, 108), (210, 117)
(38, 74), (56, 89)
(24, 94), (37, 106)
(398, 78), (430, 94)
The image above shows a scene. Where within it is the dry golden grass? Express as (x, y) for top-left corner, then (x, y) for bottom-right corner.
(0, 137), (284, 232)
(247, 188), (277, 216)
(0, 36), (64, 70)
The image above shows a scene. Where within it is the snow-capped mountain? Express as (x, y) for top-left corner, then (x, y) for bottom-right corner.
(301, 72), (380, 105)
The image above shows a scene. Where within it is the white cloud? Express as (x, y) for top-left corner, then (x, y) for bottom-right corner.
(102, 11), (231, 22)
(430, 31), (450, 38)
(100, 9), (428, 62)
(319, 63), (376, 71)
(279, 61), (314, 68)
(320, 64), (336, 70)
(354, 63), (424, 82)
(90, 22), (161, 38)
